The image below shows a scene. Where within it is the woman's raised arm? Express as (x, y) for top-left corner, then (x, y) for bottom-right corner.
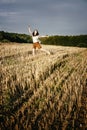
(28, 25), (32, 36)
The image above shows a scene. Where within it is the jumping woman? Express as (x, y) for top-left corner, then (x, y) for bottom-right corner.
(28, 25), (50, 56)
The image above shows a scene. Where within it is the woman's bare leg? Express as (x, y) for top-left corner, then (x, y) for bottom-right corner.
(32, 48), (35, 56)
(40, 48), (50, 55)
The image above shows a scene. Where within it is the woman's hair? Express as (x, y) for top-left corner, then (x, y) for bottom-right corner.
(32, 29), (39, 36)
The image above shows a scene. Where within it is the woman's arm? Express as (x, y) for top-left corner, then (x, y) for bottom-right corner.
(28, 25), (32, 36)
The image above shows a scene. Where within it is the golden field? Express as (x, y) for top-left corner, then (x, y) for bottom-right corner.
(0, 43), (87, 130)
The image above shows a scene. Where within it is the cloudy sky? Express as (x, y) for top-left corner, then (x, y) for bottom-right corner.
(0, 0), (87, 35)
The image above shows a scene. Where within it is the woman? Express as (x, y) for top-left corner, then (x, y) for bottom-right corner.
(28, 25), (50, 56)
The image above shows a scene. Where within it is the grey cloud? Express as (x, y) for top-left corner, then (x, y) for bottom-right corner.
(0, 0), (16, 4)
(0, 0), (87, 35)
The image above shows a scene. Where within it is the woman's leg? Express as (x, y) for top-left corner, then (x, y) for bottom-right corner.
(32, 43), (37, 56)
(40, 48), (50, 55)
(32, 48), (35, 56)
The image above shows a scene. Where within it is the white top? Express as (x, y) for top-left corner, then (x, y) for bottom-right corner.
(32, 35), (41, 43)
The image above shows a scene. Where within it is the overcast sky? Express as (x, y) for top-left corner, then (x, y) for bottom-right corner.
(0, 0), (87, 35)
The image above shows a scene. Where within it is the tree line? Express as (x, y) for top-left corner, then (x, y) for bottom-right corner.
(0, 31), (32, 43)
(0, 31), (87, 47)
(40, 35), (87, 47)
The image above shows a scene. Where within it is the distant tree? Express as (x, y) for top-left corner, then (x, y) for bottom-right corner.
(0, 31), (32, 43)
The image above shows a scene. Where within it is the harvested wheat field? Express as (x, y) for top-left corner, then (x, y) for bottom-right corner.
(0, 43), (87, 130)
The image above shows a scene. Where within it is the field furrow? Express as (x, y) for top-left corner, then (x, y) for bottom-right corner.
(0, 43), (87, 130)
